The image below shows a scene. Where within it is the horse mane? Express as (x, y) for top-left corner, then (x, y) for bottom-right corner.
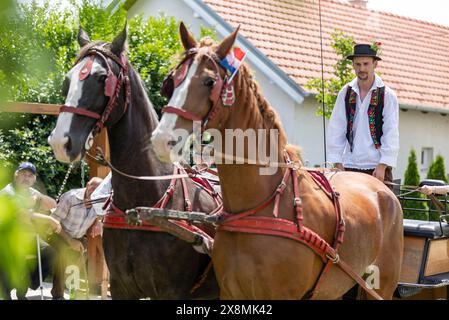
(236, 63), (288, 146)
(285, 144), (303, 165)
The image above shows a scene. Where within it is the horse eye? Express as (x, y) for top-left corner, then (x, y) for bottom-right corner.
(97, 74), (107, 83)
(203, 77), (215, 88)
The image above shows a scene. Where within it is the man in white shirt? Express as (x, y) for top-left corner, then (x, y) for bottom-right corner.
(327, 44), (399, 184)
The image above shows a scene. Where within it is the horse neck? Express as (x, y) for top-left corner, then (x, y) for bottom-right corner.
(215, 70), (287, 213)
(107, 67), (173, 208)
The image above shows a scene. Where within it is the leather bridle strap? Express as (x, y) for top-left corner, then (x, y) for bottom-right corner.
(162, 53), (225, 131)
(59, 105), (101, 120)
(60, 46), (130, 136)
(161, 106), (203, 122)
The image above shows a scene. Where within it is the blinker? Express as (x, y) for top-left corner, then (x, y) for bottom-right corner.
(79, 56), (95, 81)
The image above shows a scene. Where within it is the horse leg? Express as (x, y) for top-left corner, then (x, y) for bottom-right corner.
(364, 191), (403, 300)
(109, 274), (140, 300)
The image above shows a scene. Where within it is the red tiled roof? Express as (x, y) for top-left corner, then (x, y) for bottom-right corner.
(203, 0), (449, 110)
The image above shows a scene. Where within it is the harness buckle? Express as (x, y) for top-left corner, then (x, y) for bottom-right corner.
(293, 197), (302, 207)
(326, 252), (340, 264)
(276, 181), (287, 194)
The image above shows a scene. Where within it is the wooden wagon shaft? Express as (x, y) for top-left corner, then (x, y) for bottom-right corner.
(128, 207), (223, 225)
(125, 208), (215, 245)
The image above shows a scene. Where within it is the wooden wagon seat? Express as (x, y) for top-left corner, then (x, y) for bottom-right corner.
(403, 219), (449, 239)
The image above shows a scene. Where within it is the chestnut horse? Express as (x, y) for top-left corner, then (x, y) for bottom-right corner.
(150, 23), (403, 299)
(48, 26), (219, 299)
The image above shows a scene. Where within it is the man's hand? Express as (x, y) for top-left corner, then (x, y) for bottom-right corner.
(31, 213), (61, 235)
(334, 163), (345, 171)
(89, 219), (103, 238)
(373, 164), (387, 182)
(69, 239), (84, 252)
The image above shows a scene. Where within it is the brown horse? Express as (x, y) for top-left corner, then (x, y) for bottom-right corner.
(151, 23), (403, 299)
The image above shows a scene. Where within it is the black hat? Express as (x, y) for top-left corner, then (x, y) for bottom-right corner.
(347, 44), (381, 61)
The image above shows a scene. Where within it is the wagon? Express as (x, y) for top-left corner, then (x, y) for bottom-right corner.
(395, 179), (449, 299)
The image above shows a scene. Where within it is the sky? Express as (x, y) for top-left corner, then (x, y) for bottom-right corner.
(352, 0), (449, 27)
(17, 0), (449, 28)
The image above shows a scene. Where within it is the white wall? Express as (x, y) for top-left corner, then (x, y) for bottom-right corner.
(293, 96), (327, 167)
(397, 108), (449, 182)
(128, 0), (204, 35)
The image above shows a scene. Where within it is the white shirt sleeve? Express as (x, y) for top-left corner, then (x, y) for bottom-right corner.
(90, 172), (112, 216)
(50, 192), (71, 221)
(379, 88), (400, 168)
(327, 87), (348, 164)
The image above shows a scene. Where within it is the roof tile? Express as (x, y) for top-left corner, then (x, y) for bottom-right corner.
(204, 0), (449, 110)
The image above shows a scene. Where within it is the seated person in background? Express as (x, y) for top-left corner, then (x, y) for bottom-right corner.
(1, 162), (56, 212)
(87, 172), (112, 295)
(48, 177), (104, 299)
(0, 161), (57, 300)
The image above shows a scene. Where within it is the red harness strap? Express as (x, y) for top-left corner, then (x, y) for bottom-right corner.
(217, 152), (382, 300)
(59, 105), (101, 120)
(161, 106), (203, 122)
(103, 164), (216, 242)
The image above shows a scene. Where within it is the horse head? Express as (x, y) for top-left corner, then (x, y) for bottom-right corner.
(48, 25), (130, 163)
(151, 22), (239, 163)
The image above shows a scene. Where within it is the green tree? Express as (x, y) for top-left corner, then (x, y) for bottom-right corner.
(0, 0), (40, 298)
(402, 149), (428, 220)
(427, 155), (448, 183)
(305, 30), (355, 118)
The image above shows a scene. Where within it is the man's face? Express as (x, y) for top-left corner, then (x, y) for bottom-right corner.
(353, 57), (377, 81)
(14, 169), (36, 188)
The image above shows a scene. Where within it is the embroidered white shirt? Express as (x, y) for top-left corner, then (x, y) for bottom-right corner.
(327, 75), (399, 169)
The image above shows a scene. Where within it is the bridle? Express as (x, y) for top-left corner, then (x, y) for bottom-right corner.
(59, 45), (131, 136)
(160, 48), (233, 131)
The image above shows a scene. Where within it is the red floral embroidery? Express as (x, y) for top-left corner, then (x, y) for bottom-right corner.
(367, 89), (381, 149)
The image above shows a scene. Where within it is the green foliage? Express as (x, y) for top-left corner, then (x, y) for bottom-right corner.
(200, 25), (218, 41)
(427, 155), (448, 183)
(402, 149), (429, 220)
(0, 114), (84, 197)
(127, 14), (182, 112)
(305, 30), (355, 118)
(0, 0), (209, 197)
(0, 166), (35, 299)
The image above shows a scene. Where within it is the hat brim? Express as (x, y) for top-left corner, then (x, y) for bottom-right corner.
(17, 168), (36, 174)
(347, 54), (382, 61)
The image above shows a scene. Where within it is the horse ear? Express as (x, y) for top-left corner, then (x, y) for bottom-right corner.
(215, 25), (240, 60)
(179, 22), (197, 51)
(111, 23), (128, 56)
(78, 27), (91, 47)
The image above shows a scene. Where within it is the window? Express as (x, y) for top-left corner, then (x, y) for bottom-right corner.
(421, 147), (433, 171)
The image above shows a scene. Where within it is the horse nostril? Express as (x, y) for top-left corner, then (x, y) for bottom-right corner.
(167, 139), (177, 148)
(64, 135), (72, 152)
